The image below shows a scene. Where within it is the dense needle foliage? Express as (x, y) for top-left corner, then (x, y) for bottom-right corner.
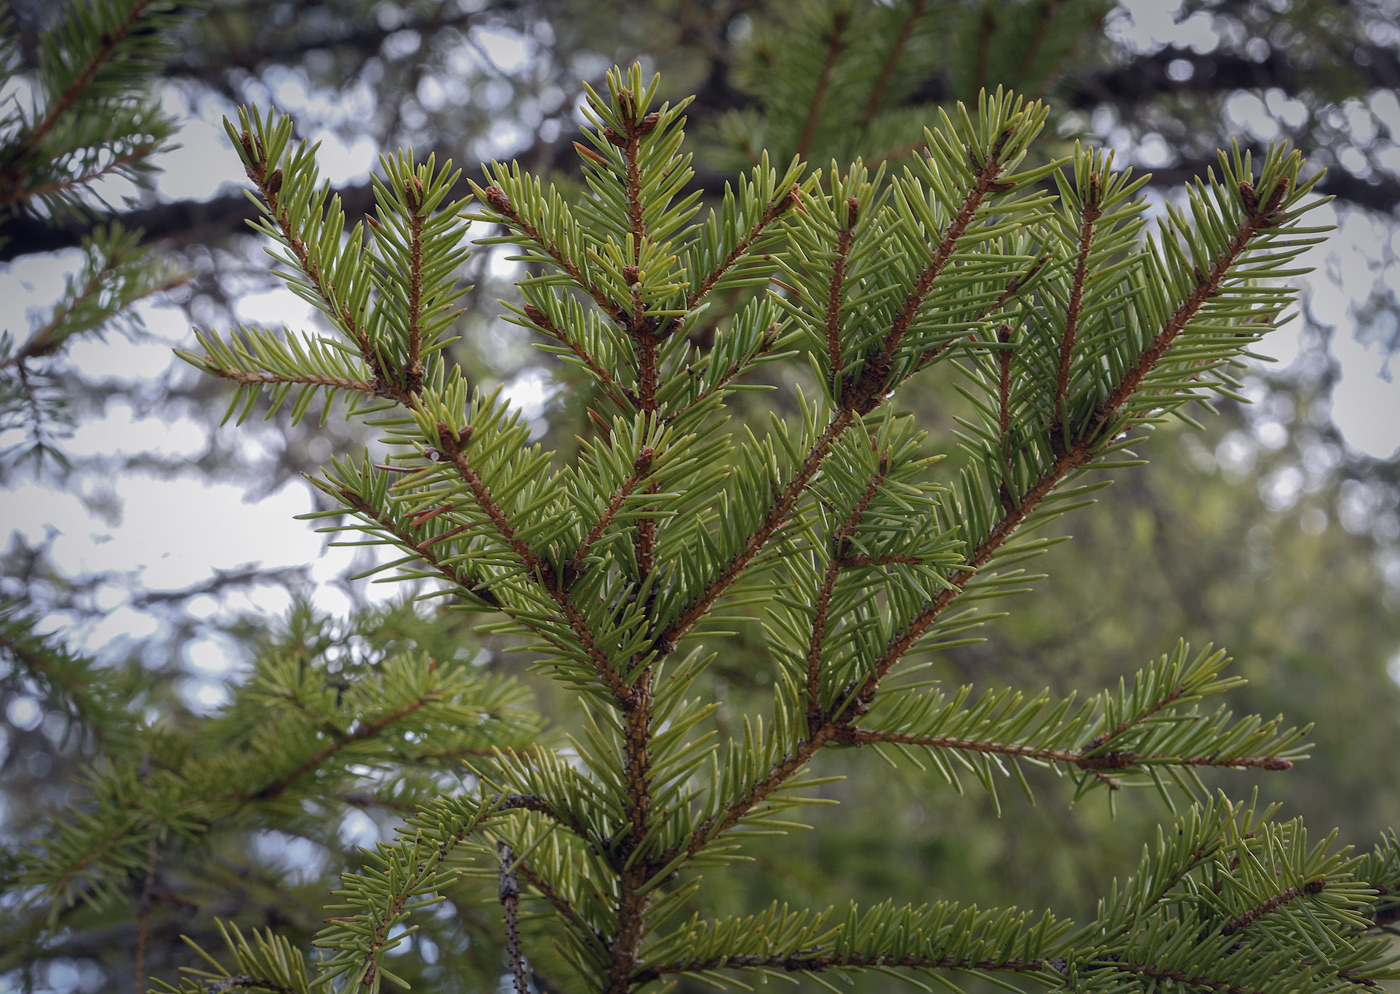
(4, 2), (1400, 992)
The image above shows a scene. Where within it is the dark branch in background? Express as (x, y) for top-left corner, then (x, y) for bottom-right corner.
(6, 26), (1399, 266)
(1067, 43), (1400, 115)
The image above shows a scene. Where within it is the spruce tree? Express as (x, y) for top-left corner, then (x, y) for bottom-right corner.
(7, 5), (1400, 994)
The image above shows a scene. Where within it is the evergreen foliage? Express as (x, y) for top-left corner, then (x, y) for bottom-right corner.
(91, 53), (1400, 992)
(6, 3), (1400, 994)
(0, 0), (187, 468)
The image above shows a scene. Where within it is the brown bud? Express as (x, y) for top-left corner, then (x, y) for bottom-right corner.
(484, 185), (512, 214)
(637, 112), (661, 136)
(603, 127), (627, 147)
(635, 446), (655, 472)
(458, 425), (474, 445)
(622, 264), (640, 285)
(573, 141), (609, 166)
(1239, 181), (1258, 214)
(844, 195), (859, 228)
(266, 168), (283, 196)
(522, 303), (546, 326)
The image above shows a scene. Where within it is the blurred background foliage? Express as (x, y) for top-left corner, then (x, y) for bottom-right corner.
(2, 0), (1400, 991)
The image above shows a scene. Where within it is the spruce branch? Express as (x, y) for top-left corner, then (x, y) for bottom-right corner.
(662, 101), (1039, 650)
(0, 0), (172, 173)
(806, 467), (884, 720)
(869, 169), (1299, 692)
(841, 727), (1294, 774)
(250, 694), (435, 801)
(230, 121), (405, 403)
(823, 195), (858, 383)
(1055, 175), (1101, 425)
(521, 302), (637, 412)
(477, 183), (628, 326)
(430, 421), (631, 703)
(860, 0), (927, 125)
(327, 473), (505, 609)
(685, 184), (801, 311)
(795, 7), (849, 159)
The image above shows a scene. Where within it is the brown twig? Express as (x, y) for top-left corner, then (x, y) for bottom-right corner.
(796, 9), (850, 159)
(861, 0), (926, 125)
(498, 841), (531, 994)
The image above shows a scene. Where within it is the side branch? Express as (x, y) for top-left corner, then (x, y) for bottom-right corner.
(498, 841), (530, 994)
(482, 185), (628, 326)
(522, 303), (637, 411)
(686, 187), (801, 311)
(433, 425), (631, 702)
(796, 10), (849, 159)
(1056, 188), (1101, 422)
(870, 183), (1289, 690)
(9, 0), (154, 153)
(336, 483), (504, 609)
(204, 368), (383, 397)
(237, 142), (408, 403)
(807, 469), (885, 718)
(253, 695), (435, 800)
(634, 949), (1048, 986)
(824, 197), (858, 383)
(843, 728), (1292, 773)
(661, 150), (1022, 650)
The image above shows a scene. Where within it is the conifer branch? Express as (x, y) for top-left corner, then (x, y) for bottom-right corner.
(1220, 879), (1326, 936)
(686, 187), (801, 311)
(404, 175), (427, 393)
(660, 408), (854, 645)
(1010, 0), (1063, 87)
(842, 728), (1293, 772)
(133, 835), (158, 994)
(824, 197), (858, 382)
(665, 323), (783, 423)
(1056, 183), (1101, 423)
(514, 858), (596, 939)
(1106, 962), (1266, 994)
(252, 695), (435, 800)
(0, 248), (184, 371)
(237, 142), (406, 402)
(334, 486), (504, 609)
(0, 143), (156, 207)
(861, 0), (926, 124)
(481, 184), (628, 326)
(204, 369), (382, 396)
(807, 469), (884, 717)
(569, 459), (649, 585)
(881, 148), (1010, 362)
(913, 256), (1046, 374)
(868, 178), (1291, 691)
(202, 975), (299, 994)
(679, 729), (835, 861)
(795, 9), (849, 159)
(432, 423), (630, 701)
(1102, 179), (1290, 414)
(13, 0), (155, 153)
(435, 422), (553, 582)
(635, 950), (1049, 984)
(664, 147), (1014, 648)
(522, 303), (636, 411)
